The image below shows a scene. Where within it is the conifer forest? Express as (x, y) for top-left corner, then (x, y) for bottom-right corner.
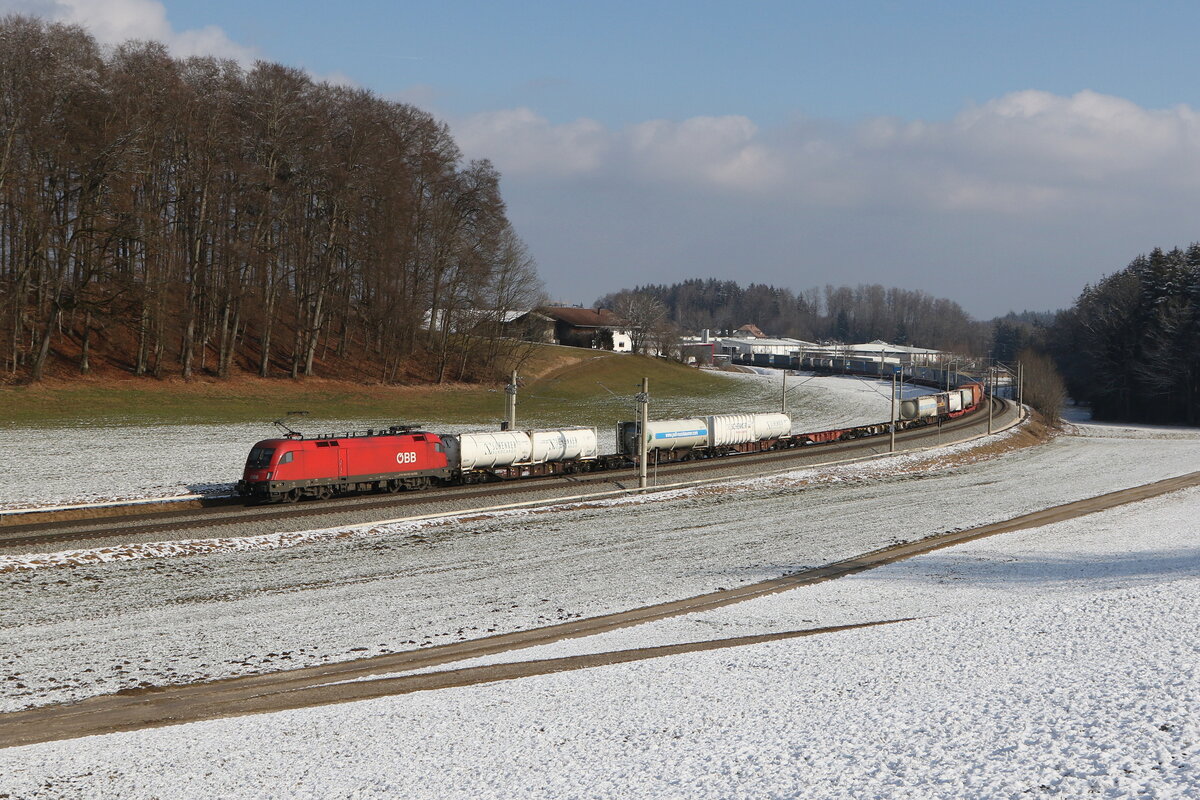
(1052, 245), (1200, 425)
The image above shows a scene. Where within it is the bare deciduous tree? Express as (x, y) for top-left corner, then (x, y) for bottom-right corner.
(0, 15), (539, 385)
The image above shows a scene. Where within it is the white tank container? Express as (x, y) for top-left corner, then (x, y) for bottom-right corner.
(947, 392), (963, 413)
(529, 428), (598, 463)
(643, 418), (709, 451)
(451, 431), (533, 470)
(707, 414), (757, 446)
(899, 396), (938, 420)
(753, 413), (792, 441)
(707, 413), (791, 446)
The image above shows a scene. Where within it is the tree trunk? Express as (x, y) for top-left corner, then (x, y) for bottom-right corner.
(216, 295), (232, 378)
(135, 304), (149, 376)
(226, 303), (242, 377)
(181, 310), (195, 379)
(30, 304), (60, 382)
(79, 310), (91, 374)
(303, 284), (326, 376)
(259, 287), (276, 378)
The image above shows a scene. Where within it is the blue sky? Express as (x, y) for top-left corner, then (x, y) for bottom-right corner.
(157, 1), (1200, 123)
(158, 1), (1200, 125)
(13, 1), (1200, 319)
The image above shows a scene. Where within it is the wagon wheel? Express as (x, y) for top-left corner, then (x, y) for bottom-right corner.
(386, 479), (403, 493)
(283, 488), (302, 503)
(316, 485), (334, 501)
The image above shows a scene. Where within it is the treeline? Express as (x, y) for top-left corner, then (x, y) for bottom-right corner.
(0, 16), (540, 384)
(1050, 245), (1200, 424)
(599, 279), (987, 353)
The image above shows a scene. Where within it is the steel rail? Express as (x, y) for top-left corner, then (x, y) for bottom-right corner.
(0, 397), (1015, 551)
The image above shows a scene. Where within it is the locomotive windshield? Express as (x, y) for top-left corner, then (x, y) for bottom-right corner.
(246, 447), (275, 469)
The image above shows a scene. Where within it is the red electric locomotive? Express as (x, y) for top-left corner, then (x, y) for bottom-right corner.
(236, 425), (452, 503)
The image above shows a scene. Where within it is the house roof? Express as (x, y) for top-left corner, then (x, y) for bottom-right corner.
(539, 306), (629, 328)
(503, 310), (553, 323)
(717, 336), (817, 350)
(735, 323), (766, 338)
(848, 340), (942, 355)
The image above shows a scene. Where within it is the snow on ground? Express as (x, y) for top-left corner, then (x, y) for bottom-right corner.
(0, 371), (916, 511)
(1062, 403), (1200, 440)
(1, 415), (1197, 717)
(0, 425), (1023, 574)
(0, 419), (493, 512)
(1, 424), (1199, 798)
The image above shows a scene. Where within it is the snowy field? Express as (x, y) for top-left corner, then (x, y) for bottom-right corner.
(0, 370), (918, 511)
(2, 411), (1199, 797)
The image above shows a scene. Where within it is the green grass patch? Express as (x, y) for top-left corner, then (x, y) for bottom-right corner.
(0, 350), (779, 430)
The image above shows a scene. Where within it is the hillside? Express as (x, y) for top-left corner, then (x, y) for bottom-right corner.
(0, 17), (539, 387)
(0, 345), (744, 428)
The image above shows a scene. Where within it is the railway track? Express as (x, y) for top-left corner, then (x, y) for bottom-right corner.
(0, 397), (1017, 552)
(1, 459), (1193, 750)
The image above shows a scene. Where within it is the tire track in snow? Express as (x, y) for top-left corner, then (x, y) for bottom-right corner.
(0, 466), (1197, 748)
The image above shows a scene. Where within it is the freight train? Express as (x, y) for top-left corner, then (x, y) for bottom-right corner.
(899, 383), (983, 422)
(236, 425), (603, 502)
(236, 383), (985, 503)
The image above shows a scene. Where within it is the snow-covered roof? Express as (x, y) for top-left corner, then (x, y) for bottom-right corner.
(846, 340), (942, 354)
(718, 336), (819, 349)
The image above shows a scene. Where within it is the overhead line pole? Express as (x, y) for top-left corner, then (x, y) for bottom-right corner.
(505, 370), (518, 431)
(988, 368), (994, 435)
(1017, 361), (1024, 409)
(890, 367), (897, 454)
(637, 377), (649, 490)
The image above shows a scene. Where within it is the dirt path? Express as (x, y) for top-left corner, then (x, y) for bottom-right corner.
(2, 467), (1195, 749)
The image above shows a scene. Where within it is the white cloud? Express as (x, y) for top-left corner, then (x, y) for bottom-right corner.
(454, 108), (609, 177)
(1, 0), (256, 61)
(452, 110), (779, 191)
(443, 90), (1200, 316)
(627, 116), (778, 191)
(388, 84), (442, 111)
(452, 89), (1200, 217)
(307, 69), (358, 88)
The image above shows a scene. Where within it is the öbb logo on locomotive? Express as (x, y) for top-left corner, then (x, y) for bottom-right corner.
(234, 383), (984, 503)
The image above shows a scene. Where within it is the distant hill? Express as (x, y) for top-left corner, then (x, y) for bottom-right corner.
(598, 279), (989, 354)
